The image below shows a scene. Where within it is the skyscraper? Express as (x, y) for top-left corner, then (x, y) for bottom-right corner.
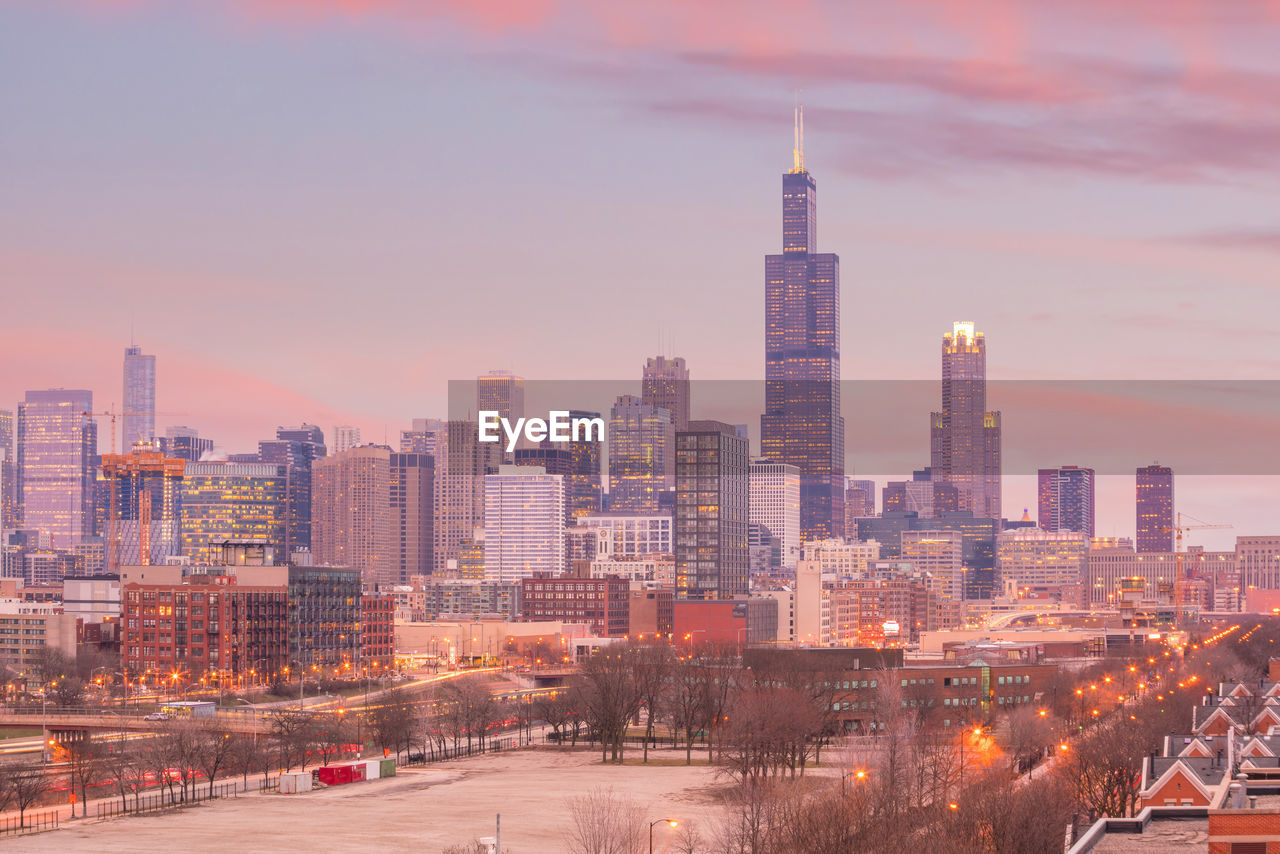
(17, 389), (98, 545)
(761, 108), (845, 542)
(749, 460), (801, 569)
(331, 425), (361, 455)
(845, 478), (876, 519)
(1136, 463), (1174, 553)
(676, 420), (749, 599)
(390, 451), (434, 585)
(433, 420), (502, 574)
(930, 322), (1001, 520)
(312, 446), (393, 583)
(642, 356), (690, 432)
(401, 417), (444, 456)
(180, 460), (286, 563)
(483, 465), (565, 583)
(1037, 465), (1096, 536)
(476, 371), (525, 423)
(123, 345), (156, 449)
(608, 395), (674, 512)
(259, 424), (327, 556)
(0, 409), (14, 530)
(158, 426), (214, 463)
(100, 449), (185, 565)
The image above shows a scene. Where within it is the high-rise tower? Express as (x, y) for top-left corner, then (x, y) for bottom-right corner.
(761, 107), (845, 541)
(930, 322), (1001, 520)
(1037, 465), (1095, 536)
(1136, 463), (1174, 553)
(642, 356), (690, 433)
(123, 345), (156, 449)
(17, 389), (98, 545)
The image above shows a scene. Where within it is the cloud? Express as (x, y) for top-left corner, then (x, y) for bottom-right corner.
(1169, 229), (1280, 253)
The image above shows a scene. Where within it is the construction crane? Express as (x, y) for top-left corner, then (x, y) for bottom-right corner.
(1174, 512), (1233, 621)
(84, 406), (184, 572)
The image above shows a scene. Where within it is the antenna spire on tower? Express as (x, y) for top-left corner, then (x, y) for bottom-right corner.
(792, 99), (805, 173)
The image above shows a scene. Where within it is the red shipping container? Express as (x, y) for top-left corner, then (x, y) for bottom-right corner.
(317, 764), (353, 786)
(349, 763), (367, 782)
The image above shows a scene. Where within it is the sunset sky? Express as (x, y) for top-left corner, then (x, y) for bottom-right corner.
(3, 1), (1279, 544)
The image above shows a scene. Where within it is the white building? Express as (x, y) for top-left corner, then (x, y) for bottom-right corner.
(589, 554), (675, 585)
(62, 575), (122, 622)
(331, 425), (362, 455)
(483, 466), (565, 583)
(759, 588), (796, 644)
(996, 529), (1088, 594)
(801, 538), (882, 580)
(574, 513), (672, 558)
(901, 530), (964, 601)
(794, 560), (831, 645)
(749, 460), (801, 569)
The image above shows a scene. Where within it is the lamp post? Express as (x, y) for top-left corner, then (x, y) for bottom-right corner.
(649, 818), (679, 854)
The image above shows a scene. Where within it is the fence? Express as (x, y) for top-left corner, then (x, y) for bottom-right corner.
(403, 736), (519, 766)
(95, 780), (241, 820)
(0, 810), (59, 838)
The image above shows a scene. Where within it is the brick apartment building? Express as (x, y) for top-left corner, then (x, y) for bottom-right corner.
(121, 568), (289, 689)
(520, 573), (630, 637)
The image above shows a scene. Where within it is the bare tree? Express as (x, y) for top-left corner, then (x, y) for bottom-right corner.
(576, 646), (642, 764)
(193, 722), (237, 795)
(315, 711), (355, 765)
(2, 766), (49, 828)
(369, 692), (417, 758)
(633, 643), (675, 763)
(665, 658), (707, 764)
(564, 787), (647, 854)
(269, 710), (319, 771)
(64, 735), (105, 817)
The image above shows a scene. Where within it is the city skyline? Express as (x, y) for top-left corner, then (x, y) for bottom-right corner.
(3, 2), (1280, 546)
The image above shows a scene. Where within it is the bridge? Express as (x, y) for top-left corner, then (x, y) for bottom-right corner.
(0, 707), (270, 736)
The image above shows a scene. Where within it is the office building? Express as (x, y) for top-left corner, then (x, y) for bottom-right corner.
(574, 513), (673, 558)
(433, 420), (502, 574)
(123, 344), (156, 448)
(675, 420), (749, 599)
(996, 529), (1088, 596)
(1136, 464), (1174, 553)
(289, 564), (362, 669)
(62, 574), (121, 622)
(642, 355), (690, 432)
(417, 579), (521, 620)
(0, 409), (14, 530)
(930, 322), (1001, 520)
(749, 460), (801, 569)
(1237, 536), (1280, 591)
(608, 395), (674, 512)
(845, 478), (875, 521)
(157, 426), (213, 463)
(400, 417), (444, 456)
(1037, 465), (1095, 536)
(100, 449), (185, 567)
(180, 461), (287, 564)
(901, 530), (964, 602)
(257, 424), (327, 555)
(17, 389), (98, 545)
(312, 445), (393, 583)
(331, 426), (361, 455)
(476, 370), (524, 422)
(390, 452), (433, 585)
(483, 465), (565, 583)
(800, 537), (881, 579)
(761, 108), (845, 541)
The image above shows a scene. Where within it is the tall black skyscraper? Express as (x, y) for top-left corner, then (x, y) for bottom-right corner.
(1136, 463), (1174, 553)
(930, 322), (1001, 520)
(258, 424), (327, 556)
(761, 107), (845, 541)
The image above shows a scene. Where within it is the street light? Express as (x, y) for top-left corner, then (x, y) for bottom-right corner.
(649, 818), (679, 854)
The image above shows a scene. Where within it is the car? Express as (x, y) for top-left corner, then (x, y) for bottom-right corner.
(143, 712), (170, 721)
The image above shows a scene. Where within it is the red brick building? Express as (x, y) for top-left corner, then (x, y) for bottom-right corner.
(122, 571), (289, 690)
(520, 573), (630, 637)
(361, 594), (395, 667)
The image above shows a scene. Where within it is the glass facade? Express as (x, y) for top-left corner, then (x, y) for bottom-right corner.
(100, 450), (185, 566)
(675, 421), (749, 599)
(288, 565), (362, 669)
(608, 395), (674, 513)
(123, 345), (156, 449)
(16, 389), (98, 546)
(930, 323), (1002, 520)
(762, 166), (845, 542)
(180, 461), (287, 564)
(1136, 464), (1174, 553)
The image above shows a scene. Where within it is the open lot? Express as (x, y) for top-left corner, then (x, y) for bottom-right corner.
(5, 747), (757, 853)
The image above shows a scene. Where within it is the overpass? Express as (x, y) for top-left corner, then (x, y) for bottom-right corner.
(0, 707), (269, 736)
